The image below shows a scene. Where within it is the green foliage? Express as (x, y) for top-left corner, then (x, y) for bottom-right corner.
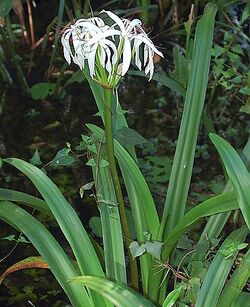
(31, 83), (56, 100)
(0, 0), (13, 17)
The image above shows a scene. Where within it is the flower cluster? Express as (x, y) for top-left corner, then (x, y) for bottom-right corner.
(61, 10), (163, 88)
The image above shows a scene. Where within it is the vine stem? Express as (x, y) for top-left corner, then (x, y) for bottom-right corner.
(103, 88), (138, 289)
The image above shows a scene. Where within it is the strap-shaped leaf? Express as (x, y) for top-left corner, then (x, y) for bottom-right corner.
(3, 158), (106, 307)
(0, 201), (91, 307)
(196, 227), (248, 307)
(217, 248), (250, 306)
(162, 191), (238, 260)
(160, 3), (218, 238)
(0, 188), (49, 213)
(70, 275), (156, 307)
(210, 133), (250, 230)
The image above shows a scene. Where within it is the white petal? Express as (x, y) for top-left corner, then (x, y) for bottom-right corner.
(100, 46), (106, 67)
(133, 39), (142, 70)
(100, 10), (125, 32)
(86, 29), (121, 46)
(87, 46), (97, 77)
(105, 47), (112, 74)
(61, 31), (72, 64)
(136, 34), (163, 57)
(126, 18), (142, 32)
(121, 38), (131, 75)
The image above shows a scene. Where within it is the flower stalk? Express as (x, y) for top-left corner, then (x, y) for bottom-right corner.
(103, 87), (138, 289)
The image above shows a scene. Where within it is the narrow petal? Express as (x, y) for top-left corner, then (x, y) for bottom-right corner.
(87, 46), (97, 77)
(133, 39), (142, 70)
(86, 29), (121, 46)
(136, 34), (163, 57)
(121, 38), (131, 75)
(61, 31), (72, 64)
(100, 10), (125, 32)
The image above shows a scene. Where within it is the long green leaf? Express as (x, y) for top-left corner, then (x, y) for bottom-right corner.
(70, 276), (156, 307)
(196, 227), (248, 307)
(0, 188), (49, 213)
(217, 248), (250, 307)
(128, 70), (186, 97)
(87, 124), (159, 239)
(149, 190), (238, 304)
(0, 201), (91, 307)
(160, 3), (218, 238)
(210, 133), (250, 230)
(93, 147), (127, 284)
(3, 158), (105, 306)
(120, 170), (151, 294)
(232, 292), (250, 307)
(191, 137), (250, 264)
(162, 191), (238, 260)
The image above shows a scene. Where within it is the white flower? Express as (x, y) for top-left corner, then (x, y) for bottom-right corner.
(61, 16), (120, 77)
(61, 11), (164, 87)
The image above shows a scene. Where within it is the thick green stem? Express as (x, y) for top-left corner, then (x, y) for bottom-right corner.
(103, 88), (138, 290)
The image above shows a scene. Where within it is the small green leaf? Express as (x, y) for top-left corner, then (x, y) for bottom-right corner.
(163, 287), (182, 307)
(212, 45), (225, 58)
(31, 83), (56, 100)
(144, 241), (163, 260)
(30, 149), (42, 166)
(0, 158), (3, 169)
(86, 158), (96, 167)
(51, 148), (75, 166)
(239, 87), (250, 96)
(99, 159), (109, 168)
(240, 102), (250, 114)
(129, 241), (146, 258)
(0, 0), (13, 17)
(87, 144), (97, 154)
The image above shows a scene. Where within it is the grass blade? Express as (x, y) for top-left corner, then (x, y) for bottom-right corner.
(0, 201), (91, 307)
(210, 133), (250, 230)
(196, 227), (248, 307)
(70, 275), (156, 307)
(160, 3), (218, 237)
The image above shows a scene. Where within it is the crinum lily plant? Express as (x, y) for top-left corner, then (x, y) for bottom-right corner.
(61, 10), (164, 290)
(3, 4), (249, 307)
